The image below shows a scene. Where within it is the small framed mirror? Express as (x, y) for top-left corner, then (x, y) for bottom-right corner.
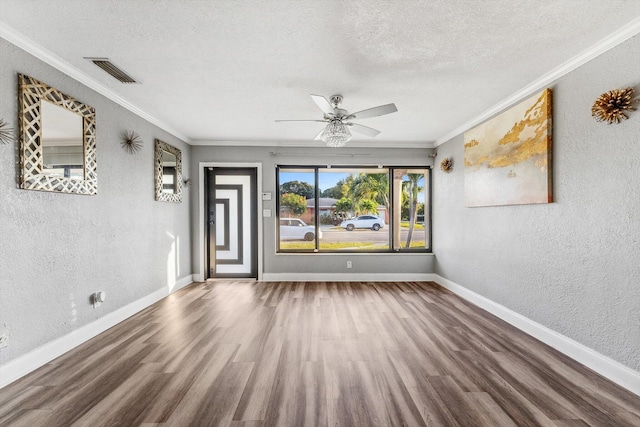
(154, 139), (182, 202)
(18, 74), (97, 194)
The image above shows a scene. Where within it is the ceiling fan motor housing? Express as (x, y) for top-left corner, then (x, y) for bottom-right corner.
(329, 94), (343, 107)
(334, 108), (348, 118)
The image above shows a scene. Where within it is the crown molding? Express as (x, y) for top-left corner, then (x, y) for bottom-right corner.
(191, 139), (435, 149)
(0, 22), (191, 144)
(434, 16), (640, 147)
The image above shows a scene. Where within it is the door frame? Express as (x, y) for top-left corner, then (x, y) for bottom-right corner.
(198, 162), (263, 281)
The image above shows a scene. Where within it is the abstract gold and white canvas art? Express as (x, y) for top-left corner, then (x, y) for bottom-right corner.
(464, 89), (552, 207)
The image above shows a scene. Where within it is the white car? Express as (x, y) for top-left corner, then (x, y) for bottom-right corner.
(279, 218), (321, 241)
(340, 215), (385, 231)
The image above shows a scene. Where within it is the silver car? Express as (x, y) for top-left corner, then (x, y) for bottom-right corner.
(340, 215), (385, 231)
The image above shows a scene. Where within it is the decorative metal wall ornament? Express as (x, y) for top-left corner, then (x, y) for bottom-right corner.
(0, 118), (13, 145)
(591, 87), (638, 124)
(440, 157), (453, 172)
(183, 178), (192, 187)
(18, 74), (97, 195)
(121, 130), (143, 154)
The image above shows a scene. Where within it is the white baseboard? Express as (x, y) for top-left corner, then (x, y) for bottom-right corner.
(261, 273), (436, 282)
(432, 274), (640, 397)
(0, 275), (195, 389)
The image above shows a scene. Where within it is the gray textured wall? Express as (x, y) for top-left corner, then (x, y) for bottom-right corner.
(433, 34), (640, 371)
(0, 39), (192, 365)
(190, 145), (435, 277)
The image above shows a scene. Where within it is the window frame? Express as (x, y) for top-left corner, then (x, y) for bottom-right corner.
(276, 165), (432, 254)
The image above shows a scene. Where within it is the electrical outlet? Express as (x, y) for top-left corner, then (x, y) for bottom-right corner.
(0, 334), (8, 349)
(347, 261), (352, 269)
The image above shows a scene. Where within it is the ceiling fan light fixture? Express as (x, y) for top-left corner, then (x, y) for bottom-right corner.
(321, 120), (351, 148)
(276, 94), (396, 146)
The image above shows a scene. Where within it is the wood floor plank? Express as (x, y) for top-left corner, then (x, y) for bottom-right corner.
(232, 326), (285, 421)
(143, 307), (221, 369)
(323, 359), (390, 426)
(465, 391), (519, 427)
(369, 351), (428, 426)
(0, 408), (53, 427)
(300, 361), (328, 427)
(166, 359), (253, 426)
(263, 342), (327, 426)
(400, 306), (484, 392)
(405, 381), (462, 426)
(552, 420), (591, 426)
(0, 386), (51, 424)
(69, 362), (173, 427)
(1, 280), (639, 427)
(510, 335), (640, 417)
(496, 351), (590, 419)
(450, 349), (564, 426)
(428, 375), (484, 426)
(134, 341), (223, 423)
(616, 411), (640, 425)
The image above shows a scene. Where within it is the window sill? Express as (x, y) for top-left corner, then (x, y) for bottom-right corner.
(275, 251), (434, 256)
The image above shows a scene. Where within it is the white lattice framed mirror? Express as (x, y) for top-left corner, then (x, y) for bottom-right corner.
(154, 139), (182, 203)
(18, 74), (97, 195)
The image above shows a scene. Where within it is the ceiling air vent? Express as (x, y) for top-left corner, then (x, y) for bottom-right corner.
(85, 57), (137, 83)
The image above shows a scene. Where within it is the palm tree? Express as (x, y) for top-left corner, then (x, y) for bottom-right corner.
(356, 199), (378, 215)
(334, 197), (354, 218)
(403, 174), (423, 247)
(340, 174), (356, 200)
(352, 173), (389, 216)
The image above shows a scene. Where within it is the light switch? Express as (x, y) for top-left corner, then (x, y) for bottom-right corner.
(262, 192), (272, 201)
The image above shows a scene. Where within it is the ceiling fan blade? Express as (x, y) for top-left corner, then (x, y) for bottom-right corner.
(348, 123), (381, 137)
(275, 119), (327, 123)
(314, 127), (325, 141)
(310, 94), (335, 116)
(350, 103), (397, 120)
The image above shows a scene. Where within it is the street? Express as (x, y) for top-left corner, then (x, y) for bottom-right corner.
(319, 227), (426, 243)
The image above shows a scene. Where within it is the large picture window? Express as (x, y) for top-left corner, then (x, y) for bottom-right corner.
(277, 166), (431, 253)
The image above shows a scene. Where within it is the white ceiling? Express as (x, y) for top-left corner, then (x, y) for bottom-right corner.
(2, 0), (640, 148)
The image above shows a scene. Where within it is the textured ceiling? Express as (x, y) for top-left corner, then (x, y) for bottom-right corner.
(1, 0), (640, 147)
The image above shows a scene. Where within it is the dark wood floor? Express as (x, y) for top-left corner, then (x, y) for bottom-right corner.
(1, 281), (639, 426)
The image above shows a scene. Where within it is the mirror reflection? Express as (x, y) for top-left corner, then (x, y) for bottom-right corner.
(41, 100), (84, 179)
(154, 139), (182, 202)
(162, 150), (177, 194)
(18, 73), (97, 195)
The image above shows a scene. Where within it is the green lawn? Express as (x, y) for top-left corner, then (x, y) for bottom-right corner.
(330, 222), (424, 230)
(400, 222), (425, 229)
(280, 240), (426, 250)
(280, 241), (380, 250)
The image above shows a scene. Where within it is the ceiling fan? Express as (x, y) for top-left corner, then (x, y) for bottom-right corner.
(275, 94), (398, 147)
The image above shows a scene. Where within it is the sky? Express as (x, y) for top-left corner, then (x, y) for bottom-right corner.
(279, 168), (426, 201)
(279, 170), (350, 192)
